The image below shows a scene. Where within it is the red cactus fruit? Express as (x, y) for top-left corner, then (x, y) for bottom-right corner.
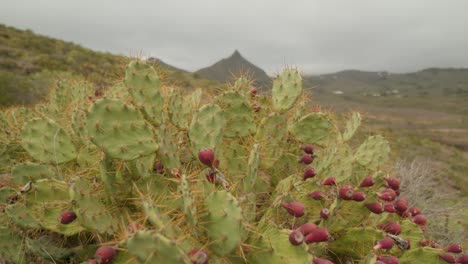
(205, 171), (216, 184)
(188, 248), (209, 264)
(412, 214), (427, 226)
(352, 192), (366, 202)
(95, 246), (116, 264)
(359, 176), (374, 187)
(439, 253), (456, 263)
(377, 188), (397, 202)
(213, 159), (220, 169)
(250, 86), (257, 95)
(393, 198), (408, 212)
(299, 154), (314, 164)
(384, 203), (396, 213)
(281, 201), (305, 217)
(419, 239), (432, 247)
(374, 237), (394, 250)
(397, 210), (411, 218)
(314, 257), (335, 264)
(297, 223), (317, 236)
(408, 207), (421, 216)
(384, 177), (400, 190)
(338, 185), (354, 200)
(445, 244), (462, 254)
(59, 210), (77, 224)
(303, 168), (316, 180)
(154, 161), (165, 174)
(198, 148), (215, 167)
(377, 255), (400, 264)
(432, 242), (442, 249)
(394, 189), (401, 196)
(302, 144), (314, 154)
(289, 229), (305, 246)
(378, 222), (401, 235)
(456, 255), (468, 264)
(305, 227), (329, 243)
(308, 190), (324, 200)
(320, 208), (330, 220)
(365, 202), (384, 214)
(321, 177), (336, 186)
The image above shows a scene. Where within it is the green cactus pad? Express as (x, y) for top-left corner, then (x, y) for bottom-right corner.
(342, 112), (361, 142)
(355, 135), (390, 170)
(25, 236), (73, 261)
(243, 144), (261, 193)
(203, 190), (243, 256)
(289, 112), (332, 145)
(188, 103), (226, 157)
(20, 118), (77, 164)
(321, 144), (354, 183)
(128, 153), (156, 178)
(127, 230), (187, 264)
(178, 174), (197, 225)
(399, 219), (425, 248)
(255, 113), (288, 168)
(191, 88), (203, 109)
(272, 68), (303, 113)
(168, 88), (193, 129)
(0, 227), (27, 264)
(158, 124), (181, 170)
(216, 91), (256, 138)
(125, 60), (164, 125)
(233, 77), (251, 94)
(86, 98), (158, 161)
(400, 247), (445, 264)
(248, 227), (312, 264)
(5, 202), (41, 229)
(11, 162), (55, 186)
(70, 178), (118, 234)
(25, 179), (84, 235)
(328, 228), (385, 260)
(219, 140), (248, 177)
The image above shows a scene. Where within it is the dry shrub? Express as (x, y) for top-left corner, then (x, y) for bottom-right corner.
(393, 158), (467, 246)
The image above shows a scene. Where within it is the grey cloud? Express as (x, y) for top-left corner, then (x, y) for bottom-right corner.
(1, 0), (468, 74)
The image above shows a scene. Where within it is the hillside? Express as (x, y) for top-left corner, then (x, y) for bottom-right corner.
(195, 50), (271, 88)
(0, 24), (223, 106)
(304, 69), (468, 114)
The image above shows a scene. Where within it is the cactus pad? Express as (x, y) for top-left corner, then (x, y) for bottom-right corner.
(203, 190), (243, 256)
(355, 135), (390, 170)
(342, 112), (361, 142)
(125, 60), (164, 125)
(289, 112), (331, 145)
(127, 230), (187, 264)
(86, 98), (158, 160)
(188, 103), (225, 157)
(20, 118), (77, 164)
(272, 68), (303, 113)
(216, 91), (256, 138)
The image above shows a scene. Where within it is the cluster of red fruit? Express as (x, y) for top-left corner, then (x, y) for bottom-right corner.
(279, 144), (467, 264)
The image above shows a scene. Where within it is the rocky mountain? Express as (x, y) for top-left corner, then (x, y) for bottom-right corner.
(195, 50), (271, 88)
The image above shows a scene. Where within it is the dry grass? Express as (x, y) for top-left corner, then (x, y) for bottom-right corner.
(394, 158), (467, 246)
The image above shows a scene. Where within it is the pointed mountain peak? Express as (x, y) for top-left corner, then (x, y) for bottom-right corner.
(196, 50), (270, 88)
(231, 49), (242, 58)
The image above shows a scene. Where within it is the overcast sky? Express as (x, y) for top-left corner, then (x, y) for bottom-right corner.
(2, 0), (468, 74)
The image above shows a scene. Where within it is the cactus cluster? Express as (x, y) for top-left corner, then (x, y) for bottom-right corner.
(0, 60), (465, 264)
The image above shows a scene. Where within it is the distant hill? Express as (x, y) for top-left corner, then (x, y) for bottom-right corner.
(195, 50), (271, 88)
(0, 24), (222, 106)
(304, 68), (468, 98)
(147, 57), (187, 73)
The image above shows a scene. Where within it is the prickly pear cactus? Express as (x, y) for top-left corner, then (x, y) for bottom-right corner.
(0, 60), (460, 264)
